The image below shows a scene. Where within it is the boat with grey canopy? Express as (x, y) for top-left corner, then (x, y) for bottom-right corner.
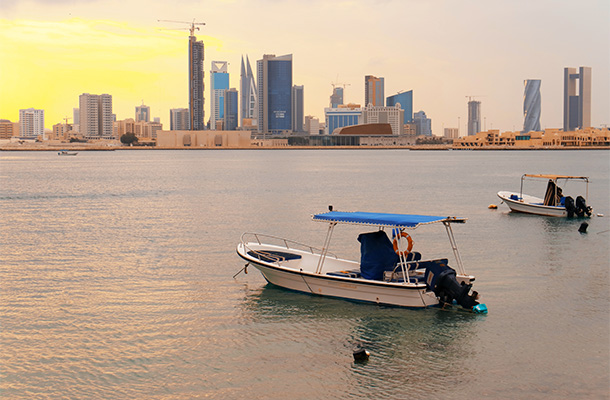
(236, 209), (487, 312)
(497, 174), (592, 217)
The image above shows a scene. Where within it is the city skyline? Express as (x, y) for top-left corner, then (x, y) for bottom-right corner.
(1, 0), (608, 133)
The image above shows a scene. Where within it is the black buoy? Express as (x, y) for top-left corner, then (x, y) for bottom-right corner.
(353, 348), (370, 362)
(578, 222), (588, 233)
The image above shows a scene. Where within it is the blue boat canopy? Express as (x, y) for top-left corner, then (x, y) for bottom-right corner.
(312, 211), (465, 228)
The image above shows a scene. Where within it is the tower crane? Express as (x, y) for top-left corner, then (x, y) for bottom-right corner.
(465, 95), (485, 102)
(157, 19), (206, 36)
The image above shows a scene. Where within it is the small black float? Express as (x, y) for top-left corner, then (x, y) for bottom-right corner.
(578, 222), (588, 233)
(353, 348), (370, 363)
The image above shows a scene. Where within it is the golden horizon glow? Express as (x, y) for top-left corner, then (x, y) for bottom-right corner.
(0, 18), (223, 128)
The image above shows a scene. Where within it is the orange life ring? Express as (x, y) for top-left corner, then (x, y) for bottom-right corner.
(392, 231), (413, 257)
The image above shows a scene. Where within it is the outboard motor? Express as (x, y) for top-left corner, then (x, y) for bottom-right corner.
(564, 196), (576, 218)
(575, 196), (592, 217)
(434, 268), (479, 309)
(424, 260), (480, 309)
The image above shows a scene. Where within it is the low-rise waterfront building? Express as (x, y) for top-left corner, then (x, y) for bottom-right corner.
(0, 119), (19, 139)
(115, 118), (163, 140)
(156, 130), (251, 148)
(325, 104), (362, 135)
(453, 127), (609, 148)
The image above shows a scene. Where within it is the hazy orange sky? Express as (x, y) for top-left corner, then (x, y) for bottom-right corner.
(1, 0), (608, 133)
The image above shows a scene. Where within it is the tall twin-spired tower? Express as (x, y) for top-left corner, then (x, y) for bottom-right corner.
(563, 66), (591, 131)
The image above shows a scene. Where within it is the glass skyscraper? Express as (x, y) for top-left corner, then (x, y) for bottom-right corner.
(413, 110), (432, 136)
(223, 89), (239, 131)
(210, 61), (229, 130)
(257, 54), (292, 134)
(386, 90), (413, 123)
(365, 75), (384, 107)
(292, 85), (304, 133)
(522, 80), (541, 133)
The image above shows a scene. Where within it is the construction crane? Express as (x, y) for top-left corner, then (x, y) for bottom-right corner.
(157, 19), (206, 36)
(465, 95), (484, 102)
(331, 74), (350, 90)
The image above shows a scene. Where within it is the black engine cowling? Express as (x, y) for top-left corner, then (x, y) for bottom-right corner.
(575, 196), (592, 217)
(434, 268), (479, 309)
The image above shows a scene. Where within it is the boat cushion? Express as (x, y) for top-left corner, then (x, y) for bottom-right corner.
(357, 231), (399, 280)
(247, 250), (302, 263)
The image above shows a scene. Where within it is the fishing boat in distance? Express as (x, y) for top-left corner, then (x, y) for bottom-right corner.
(58, 150), (78, 156)
(497, 174), (592, 217)
(236, 209), (487, 312)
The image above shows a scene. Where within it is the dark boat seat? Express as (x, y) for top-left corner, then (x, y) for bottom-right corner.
(247, 250), (302, 263)
(327, 269), (361, 278)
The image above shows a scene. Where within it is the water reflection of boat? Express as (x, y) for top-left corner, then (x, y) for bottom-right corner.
(58, 150), (78, 156)
(498, 174), (592, 217)
(236, 210), (487, 312)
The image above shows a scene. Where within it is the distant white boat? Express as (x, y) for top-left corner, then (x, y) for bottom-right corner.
(236, 210), (487, 312)
(58, 150), (78, 156)
(498, 174), (592, 217)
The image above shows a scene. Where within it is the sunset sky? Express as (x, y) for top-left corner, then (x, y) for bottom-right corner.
(1, 0), (608, 133)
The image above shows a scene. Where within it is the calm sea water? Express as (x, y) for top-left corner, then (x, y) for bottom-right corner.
(1, 149), (609, 399)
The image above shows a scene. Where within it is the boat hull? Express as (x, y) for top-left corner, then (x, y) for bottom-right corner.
(237, 244), (439, 308)
(497, 191), (567, 217)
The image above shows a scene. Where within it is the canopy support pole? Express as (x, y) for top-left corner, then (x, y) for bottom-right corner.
(315, 222), (336, 274)
(444, 221), (466, 275)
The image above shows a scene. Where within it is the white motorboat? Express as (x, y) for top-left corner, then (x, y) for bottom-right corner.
(58, 150), (78, 156)
(236, 210), (487, 312)
(498, 174), (592, 217)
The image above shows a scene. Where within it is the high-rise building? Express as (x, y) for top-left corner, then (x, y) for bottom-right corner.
(170, 108), (191, 131)
(365, 75), (384, 107)
(444, 127), (459, 139)
(563, 66), (591, 131)
(257, 54), (293, 134)
(523, 80), (541, 133)
(413, 110), (432, 136)
(362, 104), (404, 135)
(18, 108), (44, 138)
(210, 61), (229, 130)
(305, 116), (320, 135)
(386, 90), (413, 123)
(136, 103), (150, 122)
(79, 93), (113, 139)
(240, 55), (257, 128)
(330, 87), (344, 108)
(292, 85), (304, 133)
(224, 88), (239, 131)
(467, 100), (481, 136)
(189, 35), (205, 130)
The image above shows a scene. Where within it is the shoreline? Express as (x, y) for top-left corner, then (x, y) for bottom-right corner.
(1, 145), (609, 151)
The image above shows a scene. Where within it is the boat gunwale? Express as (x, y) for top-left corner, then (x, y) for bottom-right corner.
(236, 245), (429, 290)
(497, 191), (567, 210)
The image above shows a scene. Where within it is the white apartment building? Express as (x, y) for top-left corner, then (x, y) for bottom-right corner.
(19, 108), (45, 138)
